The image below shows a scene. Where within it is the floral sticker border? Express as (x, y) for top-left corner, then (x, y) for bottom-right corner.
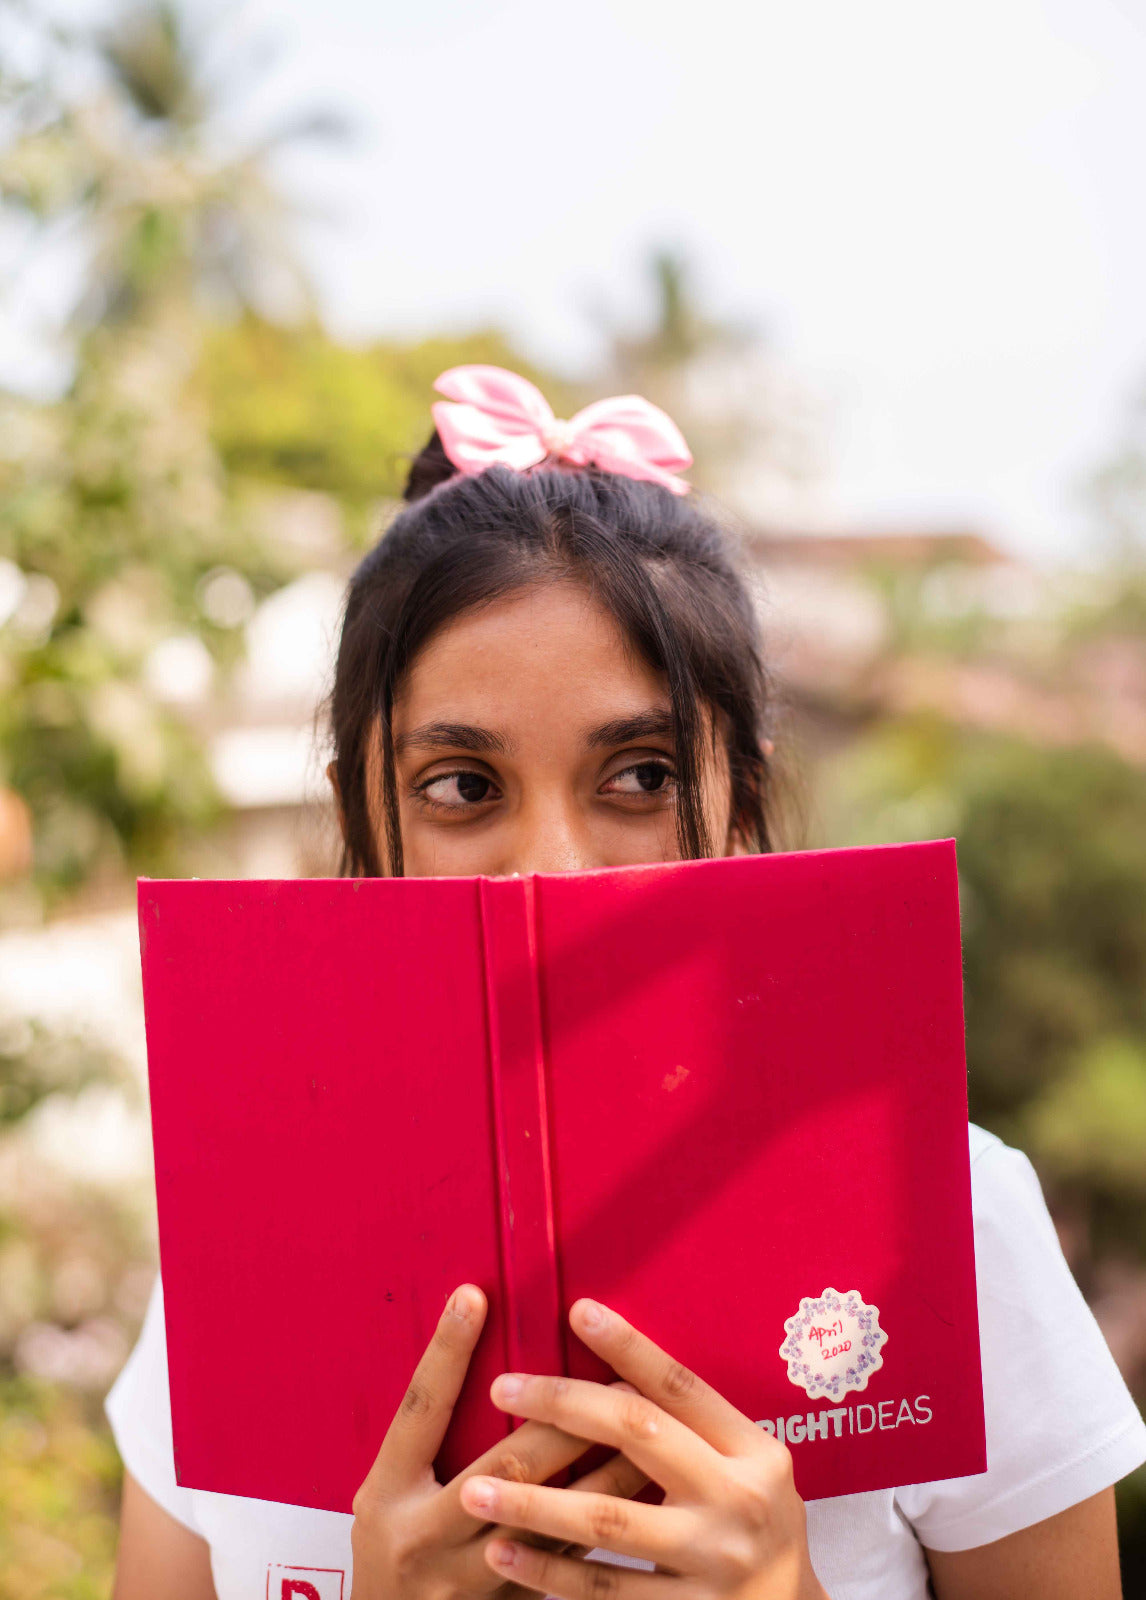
(778, 1287), (888, 1401)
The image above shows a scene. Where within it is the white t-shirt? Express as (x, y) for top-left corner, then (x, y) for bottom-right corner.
(105, 1125), (1146, 1600)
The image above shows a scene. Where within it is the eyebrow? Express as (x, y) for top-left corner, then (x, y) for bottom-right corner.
(392, 708), (676, 759)
(585, 709), (676, 748)
(393, 721), (513, 758)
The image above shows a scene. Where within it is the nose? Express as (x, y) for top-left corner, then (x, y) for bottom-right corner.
(499, 797), (596, 877)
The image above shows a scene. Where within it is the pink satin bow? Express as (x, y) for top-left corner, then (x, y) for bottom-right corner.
(430, 365), (693, 495)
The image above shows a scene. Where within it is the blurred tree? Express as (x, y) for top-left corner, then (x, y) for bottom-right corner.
(201, 315), (583, 528)
(816, 714), (1146, 1251)
(610, 249), (735, 375)
(1, 0), (350, 332)
(601, 247), (827, 516)
(0, 5), (576, 902)
(0, 9), (347, 1582)
(0, 0), (350, 902)
(1090, 381), (1146, 565)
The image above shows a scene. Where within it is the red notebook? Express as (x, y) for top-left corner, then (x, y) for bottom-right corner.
(137, 839), (985, 1513)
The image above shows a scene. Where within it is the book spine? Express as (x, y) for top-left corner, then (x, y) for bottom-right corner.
(478, 877), (564, 1383)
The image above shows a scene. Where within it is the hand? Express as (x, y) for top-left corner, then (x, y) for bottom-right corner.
(349, 1284), (649, 1599)
(458, 1298), (829, 1600)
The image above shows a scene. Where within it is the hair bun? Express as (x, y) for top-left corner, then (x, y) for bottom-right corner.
(403, 429), (456, 503)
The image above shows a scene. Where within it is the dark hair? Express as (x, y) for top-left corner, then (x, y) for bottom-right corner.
(329, 434), (780, 876)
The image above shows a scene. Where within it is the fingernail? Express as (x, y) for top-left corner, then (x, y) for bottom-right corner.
(488, 1538), (519, 1568)
(464, 1477), (497, 1513)
(494, 1373), (523, 1401)
(447, 1286), (475, 1320)
(612, 1381), (638, 1394)
(577, 1299), (605, 1331)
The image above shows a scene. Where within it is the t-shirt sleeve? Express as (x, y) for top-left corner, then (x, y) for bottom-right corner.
(897, 1130), (1146, 1551)
(103, 1270), (205, 1537)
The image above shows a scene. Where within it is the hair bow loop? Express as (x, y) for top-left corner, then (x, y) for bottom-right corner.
(431, 365), (693, 495)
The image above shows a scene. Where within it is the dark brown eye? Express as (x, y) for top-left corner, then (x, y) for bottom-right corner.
(456, 771), (491, 802)
(604, 760), (677, 797)
(418, 770), (499, 808)
(633, 762), (669, 791)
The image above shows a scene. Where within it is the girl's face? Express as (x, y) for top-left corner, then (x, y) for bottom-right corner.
(347, 581), (737, 879)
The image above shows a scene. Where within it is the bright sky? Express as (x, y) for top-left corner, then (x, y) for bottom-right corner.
(13, 0), (1146, 563)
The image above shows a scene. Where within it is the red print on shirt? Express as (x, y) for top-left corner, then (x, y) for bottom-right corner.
(265, 1565), (345, 1600)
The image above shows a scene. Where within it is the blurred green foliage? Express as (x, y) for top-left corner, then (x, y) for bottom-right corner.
(0, 1377), (122, 1600)
(0, 0), (568, 902)
(0, 1018), (122, 1129)
(2, 349), (246, 894)
(202, 315), (583, 520)
(819, 720), (1146, 1239)
(0, 0), (325, 900)
(1, 306), (571, 897)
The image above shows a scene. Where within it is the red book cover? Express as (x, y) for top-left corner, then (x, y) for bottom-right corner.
(137, 838), (986, 1513)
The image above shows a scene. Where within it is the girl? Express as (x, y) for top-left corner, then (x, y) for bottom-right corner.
(106, 367), (1145, 1600)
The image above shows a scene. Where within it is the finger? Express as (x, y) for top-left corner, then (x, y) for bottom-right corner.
(501, 1442), (647, 1574)
(568, 1449), (649, 1503)
(435, 1381), (641, 1546)
(477, 1452), (647, 1586)
(480, 1449), (649, 1573)
(570, 1299), (763, 1456)
(365, 1284), (486, 1493)
(485, 1539), (677, 1598)
(452, 1528), (584, 1597)
(488, 1374), (724, 1501)
(461, 1477), (703, 1572)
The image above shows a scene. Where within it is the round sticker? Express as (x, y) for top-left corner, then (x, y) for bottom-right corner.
(779, 1287), (887, 1401)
